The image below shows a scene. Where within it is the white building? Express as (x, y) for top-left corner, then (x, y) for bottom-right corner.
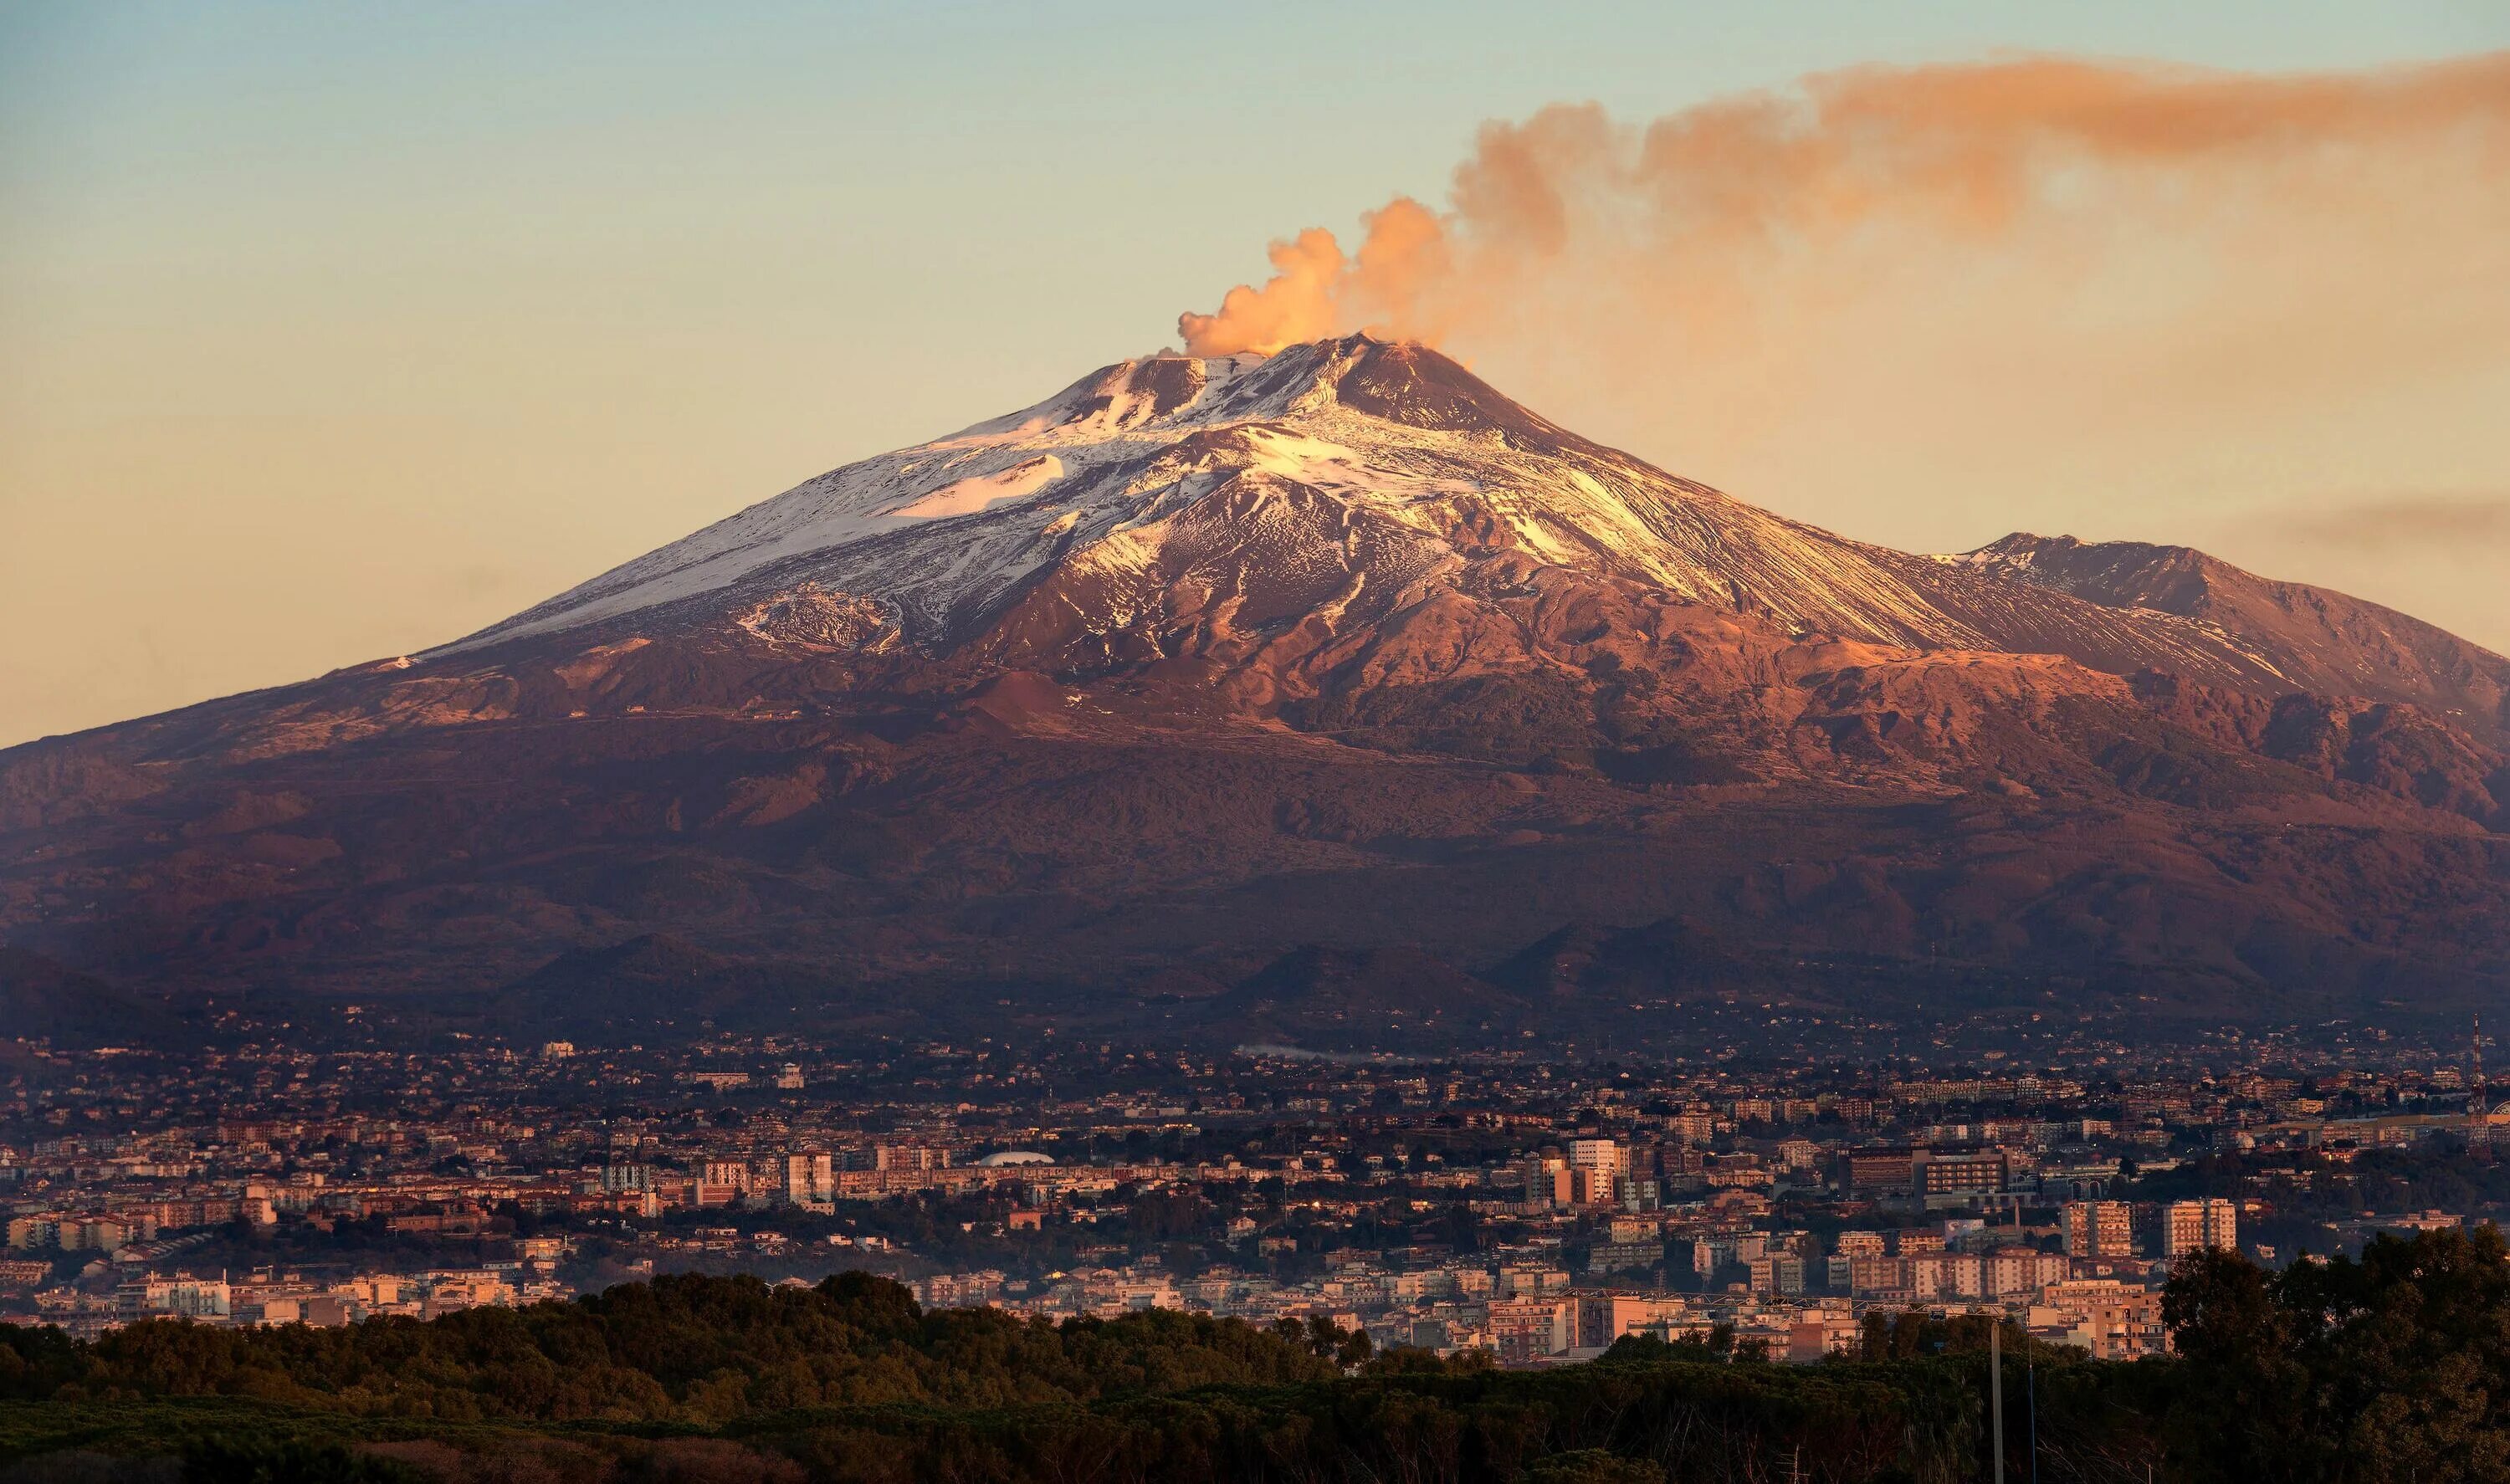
(2164, 1198), (2238, 1256)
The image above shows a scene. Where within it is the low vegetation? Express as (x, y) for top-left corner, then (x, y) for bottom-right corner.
(2, 1229), (2506, 1484)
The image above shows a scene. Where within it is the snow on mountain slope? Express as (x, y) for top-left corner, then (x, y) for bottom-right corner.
(444, 336), (2369, 704)
(448, 349), (1270, 652)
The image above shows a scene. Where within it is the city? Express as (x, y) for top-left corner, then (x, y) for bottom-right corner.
(6, 4), (2508, 1476)
(8, 1026), (2502, 1369)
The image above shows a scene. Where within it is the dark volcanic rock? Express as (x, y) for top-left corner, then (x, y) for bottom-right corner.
(0, 947), (187, 1047)
(1202, 945), (1528, 1051)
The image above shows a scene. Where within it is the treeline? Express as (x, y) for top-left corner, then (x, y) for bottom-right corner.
(3, 1229), (2509, 1484)
(0, 1272), (1339, 1421)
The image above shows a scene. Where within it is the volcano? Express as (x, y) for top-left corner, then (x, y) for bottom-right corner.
(5, 336), (2505, 1048)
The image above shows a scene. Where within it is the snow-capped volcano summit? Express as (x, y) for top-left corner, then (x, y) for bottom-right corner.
(454, 334), (1893, 657)
(448, 336), (2506, 737)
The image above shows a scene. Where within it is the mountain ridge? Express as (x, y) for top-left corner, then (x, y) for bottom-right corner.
(1958, 531), (2510, 738)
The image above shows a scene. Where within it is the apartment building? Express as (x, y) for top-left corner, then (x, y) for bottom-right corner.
(2063, 1200), (2135, 1258)
(1489, 1296), (1578, 1364)
(2163, 1198), (2238, 1256)
(1577, 1292), (1695, 1348)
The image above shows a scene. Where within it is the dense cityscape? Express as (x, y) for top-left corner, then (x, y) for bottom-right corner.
(9, 1023), (2505, 1369)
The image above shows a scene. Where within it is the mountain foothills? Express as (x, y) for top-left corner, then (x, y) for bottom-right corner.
(3, 336), (2505, 1048)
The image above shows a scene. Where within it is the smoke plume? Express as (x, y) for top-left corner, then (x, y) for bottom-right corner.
(1174, 55), (2510, 647)
(1180, 54), (2510, 361)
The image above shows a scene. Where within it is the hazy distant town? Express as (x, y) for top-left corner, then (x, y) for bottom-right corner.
(8, 1021), (2504, 1366)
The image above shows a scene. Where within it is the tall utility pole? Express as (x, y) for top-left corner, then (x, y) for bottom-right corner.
(1991, 1318), (2006, 1484)
(2475, 1014), (2487, 1147)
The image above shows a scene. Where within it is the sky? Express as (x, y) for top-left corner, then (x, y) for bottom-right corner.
(4, 2), (2507, 748)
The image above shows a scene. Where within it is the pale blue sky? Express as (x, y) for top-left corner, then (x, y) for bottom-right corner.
(4, 2), (2507, 745)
